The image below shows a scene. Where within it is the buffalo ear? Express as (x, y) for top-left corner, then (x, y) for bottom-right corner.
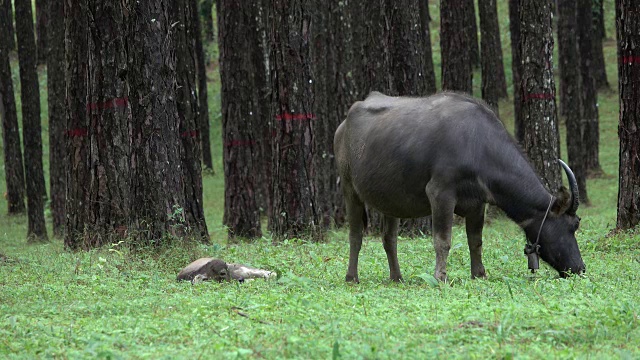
(551, 186), (572, 215)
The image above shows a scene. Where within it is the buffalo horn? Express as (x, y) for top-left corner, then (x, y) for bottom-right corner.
(558, 159), (579, 214)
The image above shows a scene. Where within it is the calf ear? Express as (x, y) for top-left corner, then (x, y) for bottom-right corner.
(551, 186), (572, 215)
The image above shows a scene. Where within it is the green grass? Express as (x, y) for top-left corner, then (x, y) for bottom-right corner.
(2, 1), (640, 358)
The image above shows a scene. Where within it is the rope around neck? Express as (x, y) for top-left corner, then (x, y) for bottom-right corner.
(534, 195), (555, 248)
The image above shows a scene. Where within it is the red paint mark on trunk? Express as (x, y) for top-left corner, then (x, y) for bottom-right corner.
(524, 93), (554, 101)
(622, 56), (640, 65)
(66, 128), (88, 137)
(86, 97), (129, 111)
(181, 130), (199, 138)
(275, 113), (316, 121)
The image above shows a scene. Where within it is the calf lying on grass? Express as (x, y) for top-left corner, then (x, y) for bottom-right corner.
(177, 258), (276, 284)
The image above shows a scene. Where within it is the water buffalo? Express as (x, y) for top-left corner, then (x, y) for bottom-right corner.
(334, 92), (585, 282)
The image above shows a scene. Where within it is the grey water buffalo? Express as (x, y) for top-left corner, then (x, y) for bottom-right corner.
(177, 258), (276, 284)
(334, 92), (585, 282)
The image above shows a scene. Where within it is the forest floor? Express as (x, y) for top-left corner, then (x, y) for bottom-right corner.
(1, 1), (639, 358)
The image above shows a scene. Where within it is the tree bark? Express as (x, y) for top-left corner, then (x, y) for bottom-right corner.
(519, 0), (562, 192)
(615, 0), (640, 230)
(591, 0), (609, 90)
(127, 0), (189, 244)
(36, 0), (47, 64)
(441, 0), (472, 93)
(190, 0), (213, 171)
(509, 0), (524, 142)
(1, 0), (15, 51)
(466, 0), (480, 69)
(577, 0), (603, 177)
(268, 0), (321, 241)
(64, 0), (91, 250)
(479, 0), (508, 114)
(558, 0), (589, 205)
(219, 0), (263, 239)
(418, 0), (437, 94)
(15, 0), (48, 241)
(0, 1), (25, 214)
(176, 0), (209, 241)
(47, 0), (65, 236)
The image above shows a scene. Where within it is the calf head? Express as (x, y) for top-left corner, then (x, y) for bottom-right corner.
(526, 160), (585, 277)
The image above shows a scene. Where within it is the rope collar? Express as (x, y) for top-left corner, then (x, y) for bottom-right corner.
(524, 195), (554, 273)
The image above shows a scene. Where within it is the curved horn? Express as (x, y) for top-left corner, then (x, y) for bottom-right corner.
(558, 159), (579, 214)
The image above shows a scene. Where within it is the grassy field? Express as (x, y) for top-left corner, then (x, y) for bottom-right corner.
(2, 1), (640, 358)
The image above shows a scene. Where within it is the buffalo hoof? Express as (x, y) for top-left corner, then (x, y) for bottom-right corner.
(345, 275), (360, 283)
(471, 268), (487, 279)
(434, 271), (448, 283)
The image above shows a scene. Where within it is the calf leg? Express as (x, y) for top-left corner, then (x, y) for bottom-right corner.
(345, 189), (365, 283)
(465, 204), (487, 279)
(382, 216), (402, 282)
(426, 183), (456, 282)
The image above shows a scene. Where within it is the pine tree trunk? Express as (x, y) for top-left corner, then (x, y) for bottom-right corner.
(64, 0), (91, 250)
(615, 0), (640, 230)
(519, 0), (562, 192)
(328, 0), (354, 227)
(36, 0), (47, 64)
(127, 0), (189, 244)
(190, 0), (213, 171)
(219, 0), (264, 239)
(47, 0), (65, 236)
(15, 0), (48, 241)
(268, 0), (321, 241)
(201, 0), (215, 43)
(577, 0), (603, 177)
(249, 0), (272, 219)
(558, 0), (589, 205)
(1, 0), (15, 51)
(0, 2), (25, 214)
(441, 0), (472, 93)
(592, 0), (609, 90)
(176, 0), (209, 241)
(479, 0), (508, 114)
(466, 0), (480, 69)
(509, 0), (524, 142)
(418, 0), (437, 94)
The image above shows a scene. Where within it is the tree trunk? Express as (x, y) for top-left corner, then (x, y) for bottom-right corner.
(466, 0), (480, 69)
(201, 0), (215, 42)
(1, 0), (15, 51)
(127, 0), (189, 244)
(64, 0), (90, 250)
(0, 1), (25, 214)
(577, 0), (602, 177)
(519, 0), (562, 191)
(219, 0), (264, 239)
(47, 0), (65, 236)
(268, 0), (321, 241)
(190, 0), (213, 171)
(175, 0), (209, 241)
(249, 0), (272, 219)
(15, 0), (48, 241)
(479, 0), (508, 114)
(441, 0), (472, 93)
(591, 0), (609, 90)
(36, 0), (47, 64)
(418, 0), (437, 94)
(558, 0), (589, 205)
(615, 0), (640, 230)
(509, 0), (524, 142)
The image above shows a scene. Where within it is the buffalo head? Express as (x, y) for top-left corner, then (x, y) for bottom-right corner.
(527, 160), (585, 277)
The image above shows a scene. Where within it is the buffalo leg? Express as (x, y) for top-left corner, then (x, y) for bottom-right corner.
(382, 215), (402, 282)
(465, 204), (487, 279)
(345, 189), (365, 283)
(426, 183), (455, 282)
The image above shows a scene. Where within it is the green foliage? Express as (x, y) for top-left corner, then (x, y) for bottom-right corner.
(1, 0), (638, 358)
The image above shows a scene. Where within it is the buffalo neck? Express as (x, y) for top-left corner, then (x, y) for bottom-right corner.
(484, 151), (555, 225)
